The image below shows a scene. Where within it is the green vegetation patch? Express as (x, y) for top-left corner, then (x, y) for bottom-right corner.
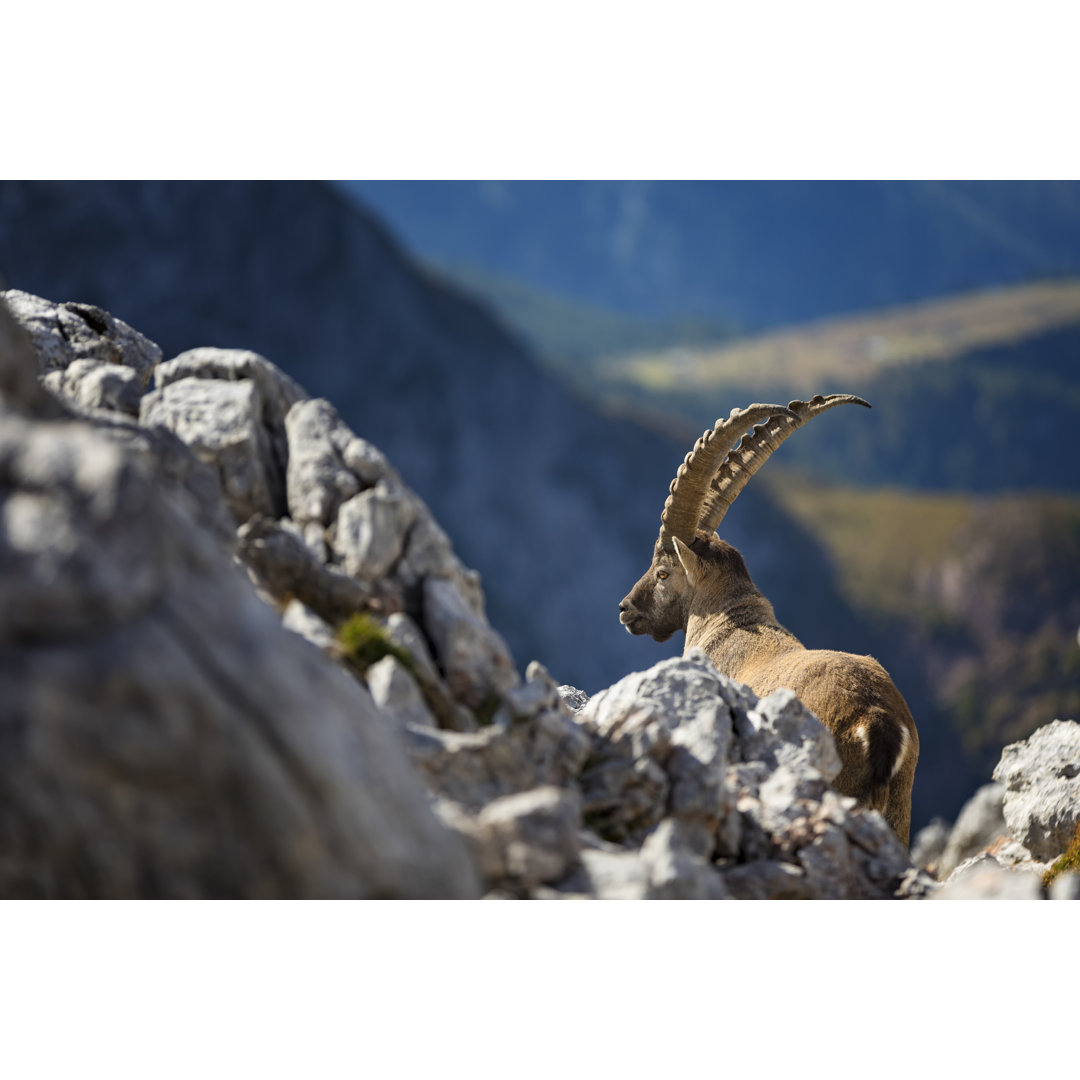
(336, 613), (415, 676)
(1043, 823), (1080, 889)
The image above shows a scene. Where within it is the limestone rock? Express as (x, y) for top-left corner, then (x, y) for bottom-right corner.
(141, 376), (278, 524)
(558, 685), (590, 714)
(156, 348), (306, 436)
(0, 295), (479, 899)
(639, 818), (730, 899)
(76, 410), (235, 545)
(237, 514), (390, 622)
(736, 686), (843, 783)
(910, 817), (950, 874)
(336, 484), (416, 580)
(993, 720), (1080, 861)
(935, 855), (1045, 900)
(1049, 874), (1080, 900)
(471, 786), (582, 890)
(366, 655), (437, 732)
(937, 782), (1009, 878)
(719, 859), (816, 900)
(403, 702), (590, 812)
(576, 651), (739, 848)
(285, 397), (371, 528)
(281, 598), (337, 653)
(422, 575), (519, 710)
(42, 360), (143, 416)
(0, 420), (174, 642)
(4, 288), (161, 391)
(568, 848), (653, 900)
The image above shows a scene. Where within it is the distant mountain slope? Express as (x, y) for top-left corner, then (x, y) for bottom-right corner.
(342, 181), (1080, 328)
(591, 282), (1080, 494)
(768, 472), (1080, 784)
(600, 280), (1080, 394)
(426, 261), (740, 378)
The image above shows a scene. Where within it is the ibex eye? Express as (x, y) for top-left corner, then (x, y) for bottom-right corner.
(657, 571), (668, 580)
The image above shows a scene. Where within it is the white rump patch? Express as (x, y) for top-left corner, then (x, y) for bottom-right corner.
(855, 723), (871, 753)
(890, 727), (910, 779)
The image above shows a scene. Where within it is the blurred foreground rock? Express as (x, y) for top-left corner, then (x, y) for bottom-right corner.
(4, 288), (1077, 899)
(915, 722), (1080, 899)
(0, 292), (478, 898)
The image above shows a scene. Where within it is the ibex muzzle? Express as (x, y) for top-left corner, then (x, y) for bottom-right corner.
(619, 395), (919, 848)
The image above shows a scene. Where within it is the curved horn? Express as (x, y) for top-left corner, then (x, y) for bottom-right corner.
(658, 402), (799, 549)
(697, 394), (871, 535)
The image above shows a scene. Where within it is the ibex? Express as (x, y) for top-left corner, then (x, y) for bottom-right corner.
(619, 395), (918, 847)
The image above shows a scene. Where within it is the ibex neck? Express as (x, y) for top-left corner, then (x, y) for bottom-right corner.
(684, 588), (804, 684)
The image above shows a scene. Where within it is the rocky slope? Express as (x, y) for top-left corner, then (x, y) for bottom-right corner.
(3, 289), (1074, 899)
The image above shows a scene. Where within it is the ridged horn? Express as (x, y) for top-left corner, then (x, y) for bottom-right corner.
(697, 393), (871, 535)
(658, 402), (800, 549)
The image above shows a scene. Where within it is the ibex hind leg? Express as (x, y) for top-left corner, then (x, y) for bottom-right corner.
(833, 716), (913, 849)
(884, 753), (916, 851)
(873, 720), (915, 850)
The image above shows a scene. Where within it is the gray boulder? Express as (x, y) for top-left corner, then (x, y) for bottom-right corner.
(910, 817), (950, 874)
(556, 650), (927, 900)
(470, 786), (583, 892)
(935, 855), (1045, 900)
(0, 293), (479, 899)
(937, 782), (1009, 878)
(993, 720), (1080, 861)
(403, 694), (591, 814)
(575, 650), (739, 849)
(140, 349), (306, 525)
(4, 288), (161, 395)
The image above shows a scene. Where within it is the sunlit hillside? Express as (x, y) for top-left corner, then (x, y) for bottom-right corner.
(580, 280), (1080, 495)
(596, 279), (1080, 399)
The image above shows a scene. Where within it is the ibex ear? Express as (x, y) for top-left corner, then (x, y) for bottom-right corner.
(672, 536), (706, 587)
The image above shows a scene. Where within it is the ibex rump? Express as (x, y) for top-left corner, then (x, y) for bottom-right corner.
(619, 395), (918, 847)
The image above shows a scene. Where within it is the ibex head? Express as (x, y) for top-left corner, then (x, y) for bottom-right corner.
(619, 395), (870, 640)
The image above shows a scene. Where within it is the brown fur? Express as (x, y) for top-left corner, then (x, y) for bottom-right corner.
(620, 531), (918, 847)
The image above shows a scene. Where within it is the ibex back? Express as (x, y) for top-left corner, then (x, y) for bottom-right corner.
(618, 395), (918, 847)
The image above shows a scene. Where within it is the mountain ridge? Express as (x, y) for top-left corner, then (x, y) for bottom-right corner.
(343, 180), (1080, 327)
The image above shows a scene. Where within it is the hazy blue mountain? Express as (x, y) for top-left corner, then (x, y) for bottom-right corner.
(343, 180), (1080, 329)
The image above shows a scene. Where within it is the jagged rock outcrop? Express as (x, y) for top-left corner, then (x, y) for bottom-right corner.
(8, 287), (1075, 900)
(993, 720), (1080, 861)
(935, 782), (1008, 879)
(925, 722), (1080, 899)
(0, 292), (480, 899)
(548, 652), (931, 900)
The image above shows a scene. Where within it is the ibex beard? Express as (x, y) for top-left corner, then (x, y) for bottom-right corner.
(619, 396), (919, 849)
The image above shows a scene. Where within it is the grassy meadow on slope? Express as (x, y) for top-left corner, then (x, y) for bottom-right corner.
(597, 279), (1080, 397)
(588, 281), (1080, 494)
(766, 470), (1080, 780)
